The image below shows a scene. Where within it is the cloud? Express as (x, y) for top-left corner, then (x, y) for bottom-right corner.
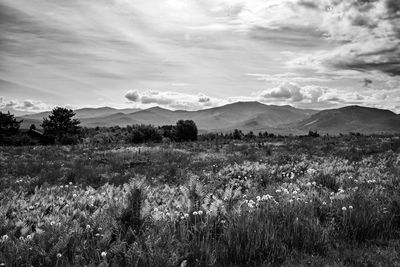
(256, 82), (332, 107)
(253, 82), (386, 109)
(198, 94), (211, 103)
(125, 89), (223, 110)
(1, 0), (399, 113)
(259, 82), (303, 102)
(285, 0), (400, 76)
(125, 90), (140, 102)
(363, 78), (373, 87)
(0, 98), (51, 111)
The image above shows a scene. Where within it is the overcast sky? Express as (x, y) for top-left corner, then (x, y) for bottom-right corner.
(1, 0), (399, 112)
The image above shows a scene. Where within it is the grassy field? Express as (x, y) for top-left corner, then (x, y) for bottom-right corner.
(1, 135), (400, 266)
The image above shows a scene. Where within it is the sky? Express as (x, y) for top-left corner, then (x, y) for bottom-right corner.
(0, 0), (400, 113)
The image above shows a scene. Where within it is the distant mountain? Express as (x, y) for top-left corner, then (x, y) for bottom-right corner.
(18, 107), (141, 128)
(15, 102), (400, 134)
(21, 107), (141, 120)
(107, 101), (318, 131)
(294, 105), (400, 134)
(0, 108), (34, 117)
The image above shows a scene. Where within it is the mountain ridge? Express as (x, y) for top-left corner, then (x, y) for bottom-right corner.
(11, 102), (400, 134)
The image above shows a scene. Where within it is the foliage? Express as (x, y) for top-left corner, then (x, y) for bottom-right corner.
(126, 124), (162, 144)
(1, 136), (400, 266)
(41, 107), (81, 145)
(176, 120), (198, 142)
(0, 111), (22, 145)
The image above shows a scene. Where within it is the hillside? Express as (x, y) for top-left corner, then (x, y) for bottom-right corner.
(15, 102), (400, 134)
(294, 106), (400, 134)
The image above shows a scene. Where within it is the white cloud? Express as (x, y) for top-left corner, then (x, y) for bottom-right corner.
(0, 98), (51, 111)
(1, 0), (399, 113)
(259, 82), (304, 102)
(125, 89), (225, 110)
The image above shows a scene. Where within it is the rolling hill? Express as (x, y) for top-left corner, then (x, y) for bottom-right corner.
(17, 107), (141, 128)
(14, 102), (400, 134)
(294, 106), (400, 134)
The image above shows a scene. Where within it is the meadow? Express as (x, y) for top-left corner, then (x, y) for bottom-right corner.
(1, 135), (400, 266)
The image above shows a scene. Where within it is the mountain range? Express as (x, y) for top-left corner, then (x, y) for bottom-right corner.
(8, 102), (400, 134)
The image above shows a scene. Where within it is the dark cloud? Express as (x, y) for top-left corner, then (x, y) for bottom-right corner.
(363, 78), (373, 87)
(297, 0), (319, 9)
(5, 101), (17, 107)
(141, 94), (173, 105)
(386, 0), (400, 16)
(248, 26), (325, 47)
(198, 95), (210, 103)
(22, 100), (35, 108)
(125, 90), (140, 102)
(335, 61), (400, 76)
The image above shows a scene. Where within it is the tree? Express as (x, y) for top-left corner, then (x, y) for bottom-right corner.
(42, 107), (81, 144)
(175, 120), (198, 141)
(0, 111), (22, 145)
(233, 129), (243, 140)
(245, 131), (255, 139)
(126, 124), (162, 144)
(308, 130), (320, 137)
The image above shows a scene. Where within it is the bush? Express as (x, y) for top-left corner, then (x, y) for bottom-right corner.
(126, 125), (162, 144)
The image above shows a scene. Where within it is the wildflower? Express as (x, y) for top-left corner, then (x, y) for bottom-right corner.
(193, 211), (198, 216)
(342, 207), (347, 211)
(57, 253), (62, 258)
(198, 210), (203, 215)
(349, 205), (353, 210)
(322, 201), (327, 205)
(154, 207), (158, 212)
(221, 220), (226, 224)
(69, 182), (73, 185)
(256, 196), (261, 202)
(275, 189), (282, 193)
(26, 234), (33, 240)
(95, 233), (101, 237)
(72, 194), (77, 198)
(101, 251), (107, 258)
(312, 181), (316, 186)
(184, 213), (189, 218)
(50, 221), (56, 226)
(86, 225), (91, 230)
(1, 235), (8, 242)
(98, 227), (103, 231)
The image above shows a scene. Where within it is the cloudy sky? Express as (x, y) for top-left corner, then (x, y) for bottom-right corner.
(1, 0), (400, 113)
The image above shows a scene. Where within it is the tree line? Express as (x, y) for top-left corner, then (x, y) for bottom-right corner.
(1, 107), (329, 146)
(0, 107), (198, 146)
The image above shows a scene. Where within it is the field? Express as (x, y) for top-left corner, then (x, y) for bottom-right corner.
(1, 135), (400, 266)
